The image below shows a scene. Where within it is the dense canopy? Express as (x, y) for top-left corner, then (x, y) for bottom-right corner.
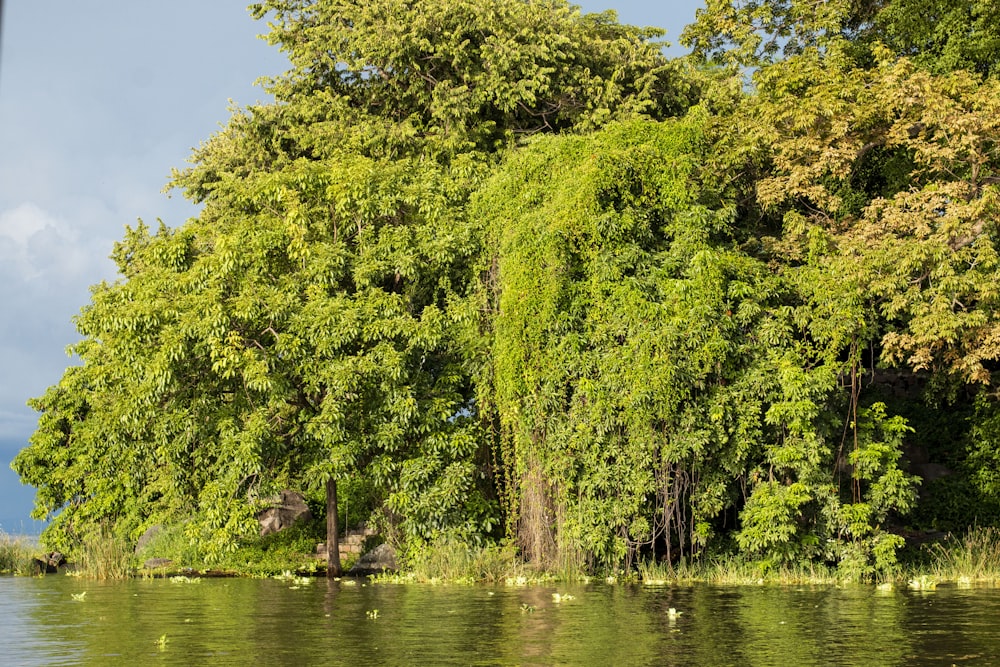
(14, 0), (1000, 579)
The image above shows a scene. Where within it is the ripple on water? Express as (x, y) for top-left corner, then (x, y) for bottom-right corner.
(5, 577), (1000, 665)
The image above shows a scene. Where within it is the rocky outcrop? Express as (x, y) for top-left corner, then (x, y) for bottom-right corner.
(258, 490), (313, 537)
(135, 525), (163, 553)
(348, 543), (398, 576)
(32, 551), (66, 574)
(315, 524), (378, 560)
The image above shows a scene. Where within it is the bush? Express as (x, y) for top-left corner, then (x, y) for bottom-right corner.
(214, 518), (328, 576)
(134, 524), (205, 568)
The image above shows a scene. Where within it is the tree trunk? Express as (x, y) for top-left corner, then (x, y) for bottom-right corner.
(326, 477), (342, 577)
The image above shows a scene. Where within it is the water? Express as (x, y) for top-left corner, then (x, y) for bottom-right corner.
(1, 575), (998, 665)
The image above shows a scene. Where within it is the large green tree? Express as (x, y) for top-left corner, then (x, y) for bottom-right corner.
(682, 0), (1000, 555)
(475, 113), (916, 575)
(681, 0), (1000, 74)
(14, 0), (691, 565)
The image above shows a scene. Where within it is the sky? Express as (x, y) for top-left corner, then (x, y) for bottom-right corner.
(0, 0), (704, 535)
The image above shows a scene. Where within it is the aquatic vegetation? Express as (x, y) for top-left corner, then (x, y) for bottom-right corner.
(75, 527), (133, 580)
(0, 531), (36, 575)
(402, 540), (529, 585)
(552, 593), (575, 603)
(156, 634), (169, 650)
(71, 592), (87, 601)
(907, 575), (938, 590)
(169, 576), (201, 584)
(366, 609), (379, 620)
(924, 528), (1000, 584)
(634, 557), (848, 586)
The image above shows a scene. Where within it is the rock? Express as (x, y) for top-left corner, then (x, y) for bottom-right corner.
(258, 490), (313, 537)
(348, 543), (397, 576)
(143, 558), (174, 569)
(45, 551), (66, 568)
(135, 525), (163, 553)
(29, 552), (66, 574)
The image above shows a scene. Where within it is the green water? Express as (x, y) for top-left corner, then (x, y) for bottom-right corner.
(1, 575), (998, 665)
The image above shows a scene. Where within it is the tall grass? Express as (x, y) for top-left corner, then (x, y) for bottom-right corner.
(76, 528), (133, 579)
(637, 557), (844, 586)
(391, 540), (536, 584)
(924, 527), (1000, 584)
(0, 531), (36, 575)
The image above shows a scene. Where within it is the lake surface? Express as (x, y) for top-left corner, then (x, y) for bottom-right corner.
(1, 575), (998, 665)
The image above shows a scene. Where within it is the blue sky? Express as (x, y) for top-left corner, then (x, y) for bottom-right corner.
(0, 0), (703, 535)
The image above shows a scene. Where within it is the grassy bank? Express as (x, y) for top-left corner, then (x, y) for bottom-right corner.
(917, 527), (1000, 587)
(381, 528), (1000, 588)
(0, 531), (38, 575)
(130, 521), (345, 578)
(23, 525), (1000, 588)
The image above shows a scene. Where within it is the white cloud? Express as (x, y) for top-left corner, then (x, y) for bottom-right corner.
(0, 202), (111, 425)
(0, 202), (96, 280)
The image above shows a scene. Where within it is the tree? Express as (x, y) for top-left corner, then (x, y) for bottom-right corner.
(679, 0), (1000, 565)
(15, 0), (692, 562)
(474, 113), (916, 573)
(681, 0), (1000, 76)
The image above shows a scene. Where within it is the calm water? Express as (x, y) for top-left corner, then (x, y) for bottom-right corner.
(1, 575), (998, 665)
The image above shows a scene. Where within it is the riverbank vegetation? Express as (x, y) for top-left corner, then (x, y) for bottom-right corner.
(0, 531), (36, 575)
(13, 0), (1000, 585)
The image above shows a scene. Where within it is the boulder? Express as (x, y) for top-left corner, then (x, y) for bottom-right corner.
(348, 543), (398, 576)
(258, 490), (313, 537)
(135, 525), (163, 553)
(31, 552), (66, 574)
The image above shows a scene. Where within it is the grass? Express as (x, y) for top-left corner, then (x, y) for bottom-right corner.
(134, 519), (346, 577)
(377, 540), (546, 585)
(636, 557), (845, 586)
(0, 530), (37, 575)
(134, 523), (205, 571)
(921, 527), (1000, 585)
(75, 527), (134, 579)
(33, 521), (1000, 587)
(215, 519), (340, 576)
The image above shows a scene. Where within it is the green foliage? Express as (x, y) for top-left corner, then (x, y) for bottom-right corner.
(245, 0), (692, 161)
(16, 0), (692, 563)
(876, 0), (1000, 77)
(682, 0), (1000, 75)
(134, 524), (207, 569)
(16, 0), (1000, 580)
(0, 532), (37, 576)
(924, 527), (1000, 583)
(75, 526), (134, 580)
(475, 112), (916, 574)
(394, 538), (527, 584)
(965, 393), (1000, 499)
(214, 521), (331, 576)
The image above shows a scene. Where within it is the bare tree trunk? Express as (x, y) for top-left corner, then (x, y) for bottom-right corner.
(326, 477), (342, 578)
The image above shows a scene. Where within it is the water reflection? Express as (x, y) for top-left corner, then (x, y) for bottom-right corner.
(4, 576), (1000, 665)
